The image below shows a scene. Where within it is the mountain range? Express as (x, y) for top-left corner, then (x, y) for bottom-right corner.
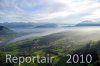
(76, 20), (100, 26)
(0, 21), (100, 29)
(34, 23), (58, 28)
(0, 22), (60, 28)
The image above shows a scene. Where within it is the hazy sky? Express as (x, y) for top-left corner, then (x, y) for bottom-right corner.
(0, 0), (100, 24)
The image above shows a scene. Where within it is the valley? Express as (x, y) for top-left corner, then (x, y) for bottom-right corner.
(0, 26), (100, 66)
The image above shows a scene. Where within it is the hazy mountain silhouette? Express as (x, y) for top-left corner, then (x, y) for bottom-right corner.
(0, 25), (16, 35)
(76, 20), (100, 26)
(34, 23), (58, 28)
(0, 22), (59, 28)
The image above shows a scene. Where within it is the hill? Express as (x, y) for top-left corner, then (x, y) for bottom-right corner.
(0, 26), (15, 35)
(0, 27), (100, 66)
(34, 23), (58, 28)
(76, 20), (100, 26)
(17, 30), (100, 65)
(0, 26), (17, 45)
(0, 22), (35, 28)
(0, 22), (59, 28)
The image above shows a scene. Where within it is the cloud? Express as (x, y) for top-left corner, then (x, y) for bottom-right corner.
(83, 9), (100, 20)
(0, 0), (100, 24)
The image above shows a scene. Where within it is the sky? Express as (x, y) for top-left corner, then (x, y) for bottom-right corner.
(0, 0), (100, 24)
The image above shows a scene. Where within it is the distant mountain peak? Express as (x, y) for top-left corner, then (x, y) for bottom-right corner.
(76, 20), (100, 26)
(81, 20), (94, 23)
(0, 26), (8, 30)
(0, 25), (15, 35)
